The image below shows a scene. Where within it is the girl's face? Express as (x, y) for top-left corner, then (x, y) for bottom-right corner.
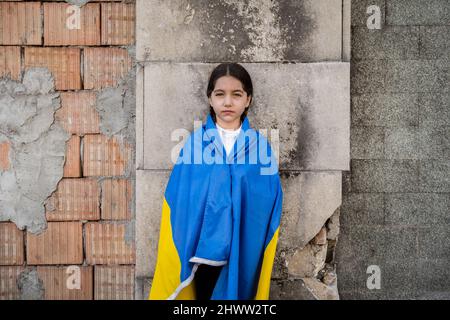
(209, 75), (251, 129)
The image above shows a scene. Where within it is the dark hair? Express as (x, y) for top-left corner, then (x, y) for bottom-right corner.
(206, 63), (253, 123)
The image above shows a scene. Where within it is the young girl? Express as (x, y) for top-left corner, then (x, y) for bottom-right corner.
(149, 63), (283, 300)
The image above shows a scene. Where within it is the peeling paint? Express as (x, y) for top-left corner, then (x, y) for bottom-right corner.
(0, 68), (70, 234)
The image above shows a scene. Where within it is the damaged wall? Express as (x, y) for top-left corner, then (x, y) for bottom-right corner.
(0, 0), (136, 300)
(135, 0), (350, 300)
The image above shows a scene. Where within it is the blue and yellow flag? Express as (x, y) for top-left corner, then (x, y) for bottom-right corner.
(149, 114), (283, 300)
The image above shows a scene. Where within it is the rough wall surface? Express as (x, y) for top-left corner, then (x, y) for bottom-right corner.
(136, 0), (350, 300)
(336, 0), (450, 299)
(0, 0), (136, 300)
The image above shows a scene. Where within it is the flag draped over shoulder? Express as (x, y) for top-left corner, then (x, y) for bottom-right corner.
(149, 114), (283, 300)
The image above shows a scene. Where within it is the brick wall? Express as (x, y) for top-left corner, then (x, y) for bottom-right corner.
(336, 0), (449, 299)
(0, 0), (136, 300)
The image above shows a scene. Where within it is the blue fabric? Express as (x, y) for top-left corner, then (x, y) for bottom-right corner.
(164, 114), (283, 300)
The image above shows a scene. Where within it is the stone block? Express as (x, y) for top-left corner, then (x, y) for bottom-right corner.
(143, 62), (350, 171)
(136, 0), (343, 62)
(386, 0), (450, 25)
(350, 126), (384, 159)
(352, 93), (419, 127)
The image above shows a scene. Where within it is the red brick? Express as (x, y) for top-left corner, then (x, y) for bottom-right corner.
(63, 135), (81, 178)
(101, 179), (132, 220)
(83, 134), (132, 177)
(0, 46), (21, 81)
(24, 47), (81, 90)
(37, 266), (93, 300)
(0, 2), (41, 45)
(46, 178), (100, 221)
(0, 140), (11, 171)
(0, 266), (23, 300)
(27, 222), (83, 265)
(0, 223), (24, 265)
(94, 265), (134, 300)
(83, 47), (132, 89)
(44, 2), (100, 46)
(85, 222), (135, 265)
(55, 91), (100, 135)
(101, 3), (135, 45)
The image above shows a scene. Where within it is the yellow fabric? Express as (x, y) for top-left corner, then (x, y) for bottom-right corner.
(254, 227), (279, 300)
(148, 197), (196, 300)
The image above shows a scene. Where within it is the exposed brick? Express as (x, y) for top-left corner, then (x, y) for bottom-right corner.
(83, 47), (132, 89)
(63, 135), (81, 178)
(83, 134), (132, 177)
(0, 266), (23, 300)
(0, 2), (41, 45)
(46, 178), (100, 221)
(27, 222), (83, 265)
(0, 140), (11, 171)
(24, 47), (81, 90)
(55, 91), (100, 135)
(0, 46), (21, 81)
(85, 222), (135, 265)
(37, 266), (93, 300)
(94, 265), (134, 300)
(44, 2), (100, 46)
(101, 3), (135, 45)
(0, 223), (24, 265)
(101, 179), (132, 220)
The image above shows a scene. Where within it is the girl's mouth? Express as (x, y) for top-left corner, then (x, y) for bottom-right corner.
(222, 110), (235, 114)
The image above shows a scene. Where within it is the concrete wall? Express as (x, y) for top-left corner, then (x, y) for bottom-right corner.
(336, 0), (450, 299)
(135, 0), (350, 300)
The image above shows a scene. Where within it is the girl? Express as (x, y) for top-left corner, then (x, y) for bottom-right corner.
(149, 63), (283, 300)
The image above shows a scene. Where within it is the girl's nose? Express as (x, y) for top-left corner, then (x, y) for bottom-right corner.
(224, 94), (232, 106)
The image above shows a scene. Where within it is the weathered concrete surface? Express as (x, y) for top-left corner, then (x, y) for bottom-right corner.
(135, 277), (152, 301)
(17, 268), (44, 300)
(279, 171), (342, 249)
(136, 0), (343, 62)
(135, 169), (170, 278)
(141, 63), (350, 171)
(0, 68), (70, 234)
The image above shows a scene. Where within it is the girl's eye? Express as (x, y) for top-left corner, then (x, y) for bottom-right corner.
(215, 93), (223, 96)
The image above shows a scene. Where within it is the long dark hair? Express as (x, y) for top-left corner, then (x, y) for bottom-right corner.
(206, 63), (253, 123)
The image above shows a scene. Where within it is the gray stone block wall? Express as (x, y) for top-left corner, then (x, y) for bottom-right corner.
(336, 0), (450, 299)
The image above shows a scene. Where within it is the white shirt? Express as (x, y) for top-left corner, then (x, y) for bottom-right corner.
(216, 122), (242, 156)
